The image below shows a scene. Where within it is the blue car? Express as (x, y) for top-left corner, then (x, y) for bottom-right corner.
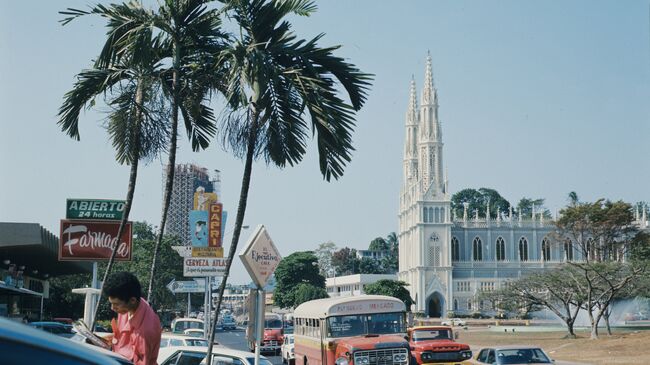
(28, 321), (75, 338)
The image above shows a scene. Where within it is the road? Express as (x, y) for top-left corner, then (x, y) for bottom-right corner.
(213, 327), (591, 365)
(214, 327), (284, 365)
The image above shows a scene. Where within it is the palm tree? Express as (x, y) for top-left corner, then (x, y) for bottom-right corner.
(206, 0), (372, 361)
(60, 0), (225, 308)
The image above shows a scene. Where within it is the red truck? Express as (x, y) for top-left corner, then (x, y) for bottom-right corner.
(247, 312), (284, 354)
(407, 326), (472, 364)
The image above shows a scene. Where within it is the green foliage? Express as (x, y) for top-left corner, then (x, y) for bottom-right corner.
(364, 280), (414, 309)
(451, 188), (510, 219)
(517, 197), (551, 219)
(314, 241), (337, 277)
(331, 247), (360, 276)
(45, 273), (92, 320)
(291, 283), (329, 307)
(274, 252), (325, 308)
(359, 257), (383, 274)
(368, 237), (389, 251)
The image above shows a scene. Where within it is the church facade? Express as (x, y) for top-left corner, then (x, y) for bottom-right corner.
(397, 55), (576, 317)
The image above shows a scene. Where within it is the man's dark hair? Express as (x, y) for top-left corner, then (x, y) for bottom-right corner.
(104, 271), (142, 303)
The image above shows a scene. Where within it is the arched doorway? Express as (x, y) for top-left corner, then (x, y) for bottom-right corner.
(426, 292), (445, 318)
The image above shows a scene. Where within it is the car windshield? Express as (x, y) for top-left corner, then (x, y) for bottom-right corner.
(265, 319), (283, 328)
(412, 329), (452, 341)
(174, 321), (204, 332)
(496, 349), (551, 364)
(246, 358), (274, 365)
(186, 339), (209, 346)
(327, 312), (406, 338)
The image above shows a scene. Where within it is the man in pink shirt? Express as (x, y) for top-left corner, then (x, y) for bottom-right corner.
(104, 271), (162, 365)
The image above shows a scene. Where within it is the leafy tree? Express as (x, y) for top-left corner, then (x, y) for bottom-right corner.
(451, 188), (510, 219)
(314, 241), (337, 277)
(359, 257), (384, 274)
(331, 247), (360, 276)
(517, 197), (551, 219)
(274, 252), (325, 308)
(208, 1), (371, 359)
(381, 232), (399, 273)
(45, 273), (92, 320)
(291, 283), (329, 307)
(364, 280), (414, 309)
(368, 237), (389, 251)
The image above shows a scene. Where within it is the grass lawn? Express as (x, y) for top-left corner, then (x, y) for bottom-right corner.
(458, 328), (650, 364)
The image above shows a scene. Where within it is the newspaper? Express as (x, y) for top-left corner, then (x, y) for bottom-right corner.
(73, 320), (111, 350)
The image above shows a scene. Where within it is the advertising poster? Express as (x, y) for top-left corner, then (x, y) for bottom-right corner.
(189, 210), (209, 247)
(208, 203), (223, 248)
(59, 220), (132, 261)
(193, 187), (218, 211)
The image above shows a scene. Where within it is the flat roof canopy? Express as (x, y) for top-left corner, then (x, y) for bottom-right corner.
(0, 222), (92, 278)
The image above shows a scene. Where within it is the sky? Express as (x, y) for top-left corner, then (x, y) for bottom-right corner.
(1, 1), (649, 284)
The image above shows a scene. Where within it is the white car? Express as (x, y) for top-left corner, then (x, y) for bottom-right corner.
(172, 318), (204, 334)
(441, 318), (466, 326)
(158, 346), (274, 365)
(160, 333), (210, 348)
(281, 334), (295, 365)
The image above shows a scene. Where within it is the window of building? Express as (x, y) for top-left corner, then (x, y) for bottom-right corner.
(518, 237), (528, 261)
(434, 207), (440, 223)
(428, 207), (434, 223)
(453, 299), (458, 311)
(423, 207), (429, 223)
(467, 300), (472, 311)
(473, 237), (482, 261)
(451, 237), (460, 261)
(441, 208), (445, 223)
(541, 237), (551, 261)
(496, 237), (506, 261)
(564, 240), (574, 261)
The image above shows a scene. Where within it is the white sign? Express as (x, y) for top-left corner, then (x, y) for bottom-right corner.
(238, 225), (282, 288)
(166, 278), (206, 293)
(183, 257), (229, 277)
(172, 246), (193, 257)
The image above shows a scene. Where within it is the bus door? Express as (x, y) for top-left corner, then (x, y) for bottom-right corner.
(320, 318), (327, 365)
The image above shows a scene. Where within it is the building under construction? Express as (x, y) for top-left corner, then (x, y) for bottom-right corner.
(163, 164), (219, 245)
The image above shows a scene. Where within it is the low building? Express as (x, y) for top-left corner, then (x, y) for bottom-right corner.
(326, 273), (398, 297)
(0, 222), (91, 320)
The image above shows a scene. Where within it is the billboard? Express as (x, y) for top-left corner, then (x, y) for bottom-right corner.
(66, 199), (125, 220)
(183, 257), (229, 277)
(208, 203), (223, 248)
(238, 225), (281, 288)
(59, 220), (132, 261)
(189, 210), (209, 247)
(193, 187), (218, 211)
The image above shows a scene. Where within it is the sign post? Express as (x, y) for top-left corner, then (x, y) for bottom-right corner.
(239, 225), (282, 365)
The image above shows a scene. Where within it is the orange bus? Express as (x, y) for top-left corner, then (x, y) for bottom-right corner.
(293, 295), (410, 365)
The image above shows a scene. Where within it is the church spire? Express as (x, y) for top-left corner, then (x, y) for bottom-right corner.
(421, 51), (436, 106)
(406, 76), (417, 126)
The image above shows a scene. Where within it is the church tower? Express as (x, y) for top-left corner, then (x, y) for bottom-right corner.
(398, 53), (453, 318)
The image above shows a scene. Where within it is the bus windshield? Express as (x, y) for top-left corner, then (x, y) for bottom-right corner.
(326, 312), (406, 338)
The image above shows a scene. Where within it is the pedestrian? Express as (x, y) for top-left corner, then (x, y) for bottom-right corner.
(103, 271), (161, 365)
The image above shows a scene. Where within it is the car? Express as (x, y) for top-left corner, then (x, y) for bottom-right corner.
(172, 317), (205, 334)
(160, 333), (211, 348)
(28, 321), (76, 338)
(441, 318), (467, 327)
(157, 346), (274, 365)
(184, 328), (206, 337)
(281, 334), (295, 365)
(408, 326), (472, 364)
(0, 316), (130, 365)
(473, 346), (554, 364)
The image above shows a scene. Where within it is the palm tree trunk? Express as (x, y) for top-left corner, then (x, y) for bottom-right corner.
(147, 46), (181, 304)
(206, 108), (260, 365)
(90, 80), (144, 329)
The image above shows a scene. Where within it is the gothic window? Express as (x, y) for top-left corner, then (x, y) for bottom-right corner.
(434, 208), (439, 223)
(467, 299), (472, 311)
(429, 233), (440, 267)
(453, 299), (458, 311)
(473, 237), (483, 261)
(428, 207), (434, 222)
(564, 240), (574, 261)
(451, 237), (460, 261)
(441, 208), (445, 223)
(496, 237), (506, 261)
(542, 238), (551, 261)
(423, 207), (428, 223)
(518, 237), (529, 261)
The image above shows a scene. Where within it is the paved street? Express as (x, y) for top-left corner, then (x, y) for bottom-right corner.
(214, 327), (284, 365)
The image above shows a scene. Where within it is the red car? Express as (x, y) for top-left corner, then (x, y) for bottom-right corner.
(408, 326), (473, 364)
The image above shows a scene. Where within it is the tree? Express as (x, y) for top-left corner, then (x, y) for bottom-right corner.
(381, 232), (399, 274)
(58, 2), (174, 327)
(208, 1), (371, 361)
(517, 197), (551, 219)
(314, 241), (337, 277)
(364, 280), (414, 309)
(359, 257), (383, 274)
(368, 237), (389, 251)
(331, 247), (360, 276)
(273, 252), (325, 309)
(291, 283), (329, 307)
(554, 198), (648, 339)
(451, 188), (510, 219)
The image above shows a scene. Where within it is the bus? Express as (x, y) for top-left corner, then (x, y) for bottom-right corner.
(293, 295), (410, 365)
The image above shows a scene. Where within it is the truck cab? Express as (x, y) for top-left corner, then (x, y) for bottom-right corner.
(247, 312), (284, 354)
(407, 326), (472, 364)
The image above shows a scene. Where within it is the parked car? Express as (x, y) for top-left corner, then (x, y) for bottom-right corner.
(473, 346), (554, 364)
(28, 321), (76, 338)
(281, 334), (295, 365)
(160, 333), (210, 348)
(184, 328), (205, 338)
(0, 317), (130, 365)
(158, 346), (274, 365)
(171, 317), (204, 334)
(441, 318), (467, 327)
